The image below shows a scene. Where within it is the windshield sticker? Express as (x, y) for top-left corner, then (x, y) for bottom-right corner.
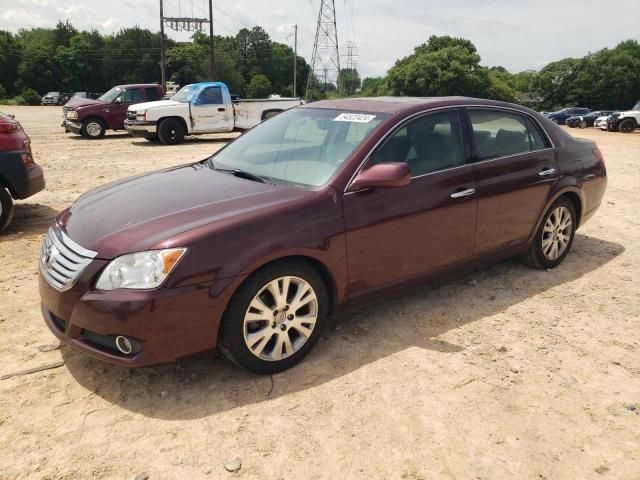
(333, 113), (377, 123)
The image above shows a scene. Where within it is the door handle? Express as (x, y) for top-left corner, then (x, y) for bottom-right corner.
(218, 107), (226, 112)
(538, 168), (556, 177)
(450, 188), (475, 199)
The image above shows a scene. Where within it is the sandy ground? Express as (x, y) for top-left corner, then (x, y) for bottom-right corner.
(0, 106), (638, 480)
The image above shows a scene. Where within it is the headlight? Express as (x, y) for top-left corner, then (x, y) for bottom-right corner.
(67, 110), (78, 120)
(95, 248), (186, 290)
(136, 110), (147, 121)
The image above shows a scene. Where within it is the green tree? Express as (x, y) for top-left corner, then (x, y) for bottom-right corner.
(530, 58), (580, 110)
(246, 74), (272, 98)
(0, 31), (21, 96)
(337, 68), (361, 96)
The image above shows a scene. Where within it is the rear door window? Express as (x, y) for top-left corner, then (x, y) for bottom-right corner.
(468, 109), (548, 161)
(146, 87), (161, 101)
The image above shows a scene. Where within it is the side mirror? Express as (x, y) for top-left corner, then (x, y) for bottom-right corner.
(349, 162), (411, 191)
(115, 97), (123, 104)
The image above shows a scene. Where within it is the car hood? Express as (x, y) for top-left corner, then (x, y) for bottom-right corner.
(129, 100), (182, 111)
(59, 163), (311, 258)
(65, 98), (103, 109)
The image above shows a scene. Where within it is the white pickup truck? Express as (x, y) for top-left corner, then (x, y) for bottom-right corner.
(124, 82), (304, 144)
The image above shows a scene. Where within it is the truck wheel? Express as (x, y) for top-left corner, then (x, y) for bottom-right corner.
(619, 119), (636, 133)
(81, 118), (106, 139)
(158, 118), (185, 145)
(0, 188), (15, 233)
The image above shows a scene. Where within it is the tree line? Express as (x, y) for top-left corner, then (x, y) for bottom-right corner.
(359, 35), (640, 111)
(0, 21), (311, 103)
(1, 22), (638, 111)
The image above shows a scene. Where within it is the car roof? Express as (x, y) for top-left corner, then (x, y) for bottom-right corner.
(115, 84), (160, 89)
(303, 96), (533, 115)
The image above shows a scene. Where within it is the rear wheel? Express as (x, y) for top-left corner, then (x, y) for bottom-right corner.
(522, 197), (576, 269)
(157, 118), (185, 145)
(219, 261), (329, 374)
(619, 119), (636, 133)
(0, 188), (15, 233)
(579, 120), (588, 129)
(81, 118), (106, 139)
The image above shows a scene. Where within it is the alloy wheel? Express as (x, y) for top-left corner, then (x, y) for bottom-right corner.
(542, 206), (572, 261)
(243, 276), (318, 362)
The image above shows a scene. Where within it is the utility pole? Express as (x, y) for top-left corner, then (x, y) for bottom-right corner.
(208, 0), (215, 80)
(293, 24), (297, 97)
(159, 0), (166, 92)
(306, 0), (341, 100)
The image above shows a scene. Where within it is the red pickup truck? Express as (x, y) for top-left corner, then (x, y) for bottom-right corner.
(62, 84), (163, 139)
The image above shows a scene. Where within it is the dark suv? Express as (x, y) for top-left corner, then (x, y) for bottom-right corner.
(0, 112), (45, 232)
(62, 84), (163, 139)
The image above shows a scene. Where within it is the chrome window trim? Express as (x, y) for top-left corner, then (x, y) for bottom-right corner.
(343, 104), (556, 195)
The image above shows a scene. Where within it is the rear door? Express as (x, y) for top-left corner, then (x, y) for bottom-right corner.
(191, 86), (233, 132)
(343, 109), (477, 297)
(465, 108), (557, 253)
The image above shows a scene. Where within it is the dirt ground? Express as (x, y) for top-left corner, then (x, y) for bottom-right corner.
(0, 106), (638, 480)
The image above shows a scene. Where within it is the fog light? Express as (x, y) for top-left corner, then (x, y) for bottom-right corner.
(115, 335), (141, 355)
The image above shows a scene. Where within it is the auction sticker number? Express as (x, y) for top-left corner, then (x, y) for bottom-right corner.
(333, 113), (377, 123)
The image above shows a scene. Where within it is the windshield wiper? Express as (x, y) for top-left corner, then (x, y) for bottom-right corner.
(209, 161), (268, 184)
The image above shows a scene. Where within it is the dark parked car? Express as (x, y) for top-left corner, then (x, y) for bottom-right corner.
(0, 112), (45, 232)
(39, 97), (607, 373)
(566, 110), (614, 128)
(545, 107), (591, 125)
(62, 84), (163, 138)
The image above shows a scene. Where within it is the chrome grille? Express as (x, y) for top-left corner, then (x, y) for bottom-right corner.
(127, 111), (136, 121)
(39, 226), (97, 292)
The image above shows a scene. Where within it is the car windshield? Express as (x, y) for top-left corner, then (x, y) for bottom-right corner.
(209, 108), (388, 188)
(632, 101), (640, 111)
(171, 85), (196, 103)
(98, 87), (123, 102)
(46, 92), (60, 96)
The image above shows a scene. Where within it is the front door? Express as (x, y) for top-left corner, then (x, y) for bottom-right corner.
(191, 86), (233, 132)
(109, 87), (144, 129)
(465, 108), (558, 253)
(343, 109), (477, 298)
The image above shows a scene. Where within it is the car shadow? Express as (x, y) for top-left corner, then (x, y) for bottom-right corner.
(130, 135), (240, 147)
(0, 202), (59, 237)
(62, 233), (624, 419)
(66, 132), (132, 141)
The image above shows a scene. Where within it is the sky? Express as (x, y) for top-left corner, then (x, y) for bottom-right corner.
(1, 0), (639, 78)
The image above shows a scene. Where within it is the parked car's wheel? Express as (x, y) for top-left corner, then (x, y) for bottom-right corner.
(144, 135), (159, 142)
(579, 120), (588, 129)
(619, 119), (636, 133)
(219, 261), (329, 374)
(81, 118), (106, 139)
(157, 118), (185, 145)
(0, 188), (15, 233)
(522, 197), (577, 269)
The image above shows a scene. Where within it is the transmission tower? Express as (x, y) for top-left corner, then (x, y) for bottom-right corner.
(340, 41), (359, 95)
(344, 41), (358, 70)
(306, 0), (340, 99)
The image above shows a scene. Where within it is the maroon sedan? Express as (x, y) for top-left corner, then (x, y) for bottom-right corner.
(39, 97), (607, 373)
(0, 112), (45, 232)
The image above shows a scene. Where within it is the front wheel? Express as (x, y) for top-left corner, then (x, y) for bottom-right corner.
(157, 118), (185, 145)
(619, 119), (636, 133)
(522, 197), (577, 269)
(579, 120), (588, 129)
(219, 261), (329, 374)
(81, 118), (106, 139)
(0, 188), (15, 233)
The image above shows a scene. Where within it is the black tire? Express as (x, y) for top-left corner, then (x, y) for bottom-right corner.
(522, 197), (577, 269)
(81, 118), (106, 139)
(157, 118), (185, 145)
(579, 120), (588, 129)
(144, 135), (159, 142)
(219, 261), (329, 374)
(619, 119), (636, 134)
(0, 188), (15, 233)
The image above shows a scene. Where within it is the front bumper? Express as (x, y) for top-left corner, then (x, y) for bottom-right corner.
(124, 120), (157, 137)
(607, 117), (621, 131)
(39, 265), (237, 367)
(62, 119), (83, 135)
